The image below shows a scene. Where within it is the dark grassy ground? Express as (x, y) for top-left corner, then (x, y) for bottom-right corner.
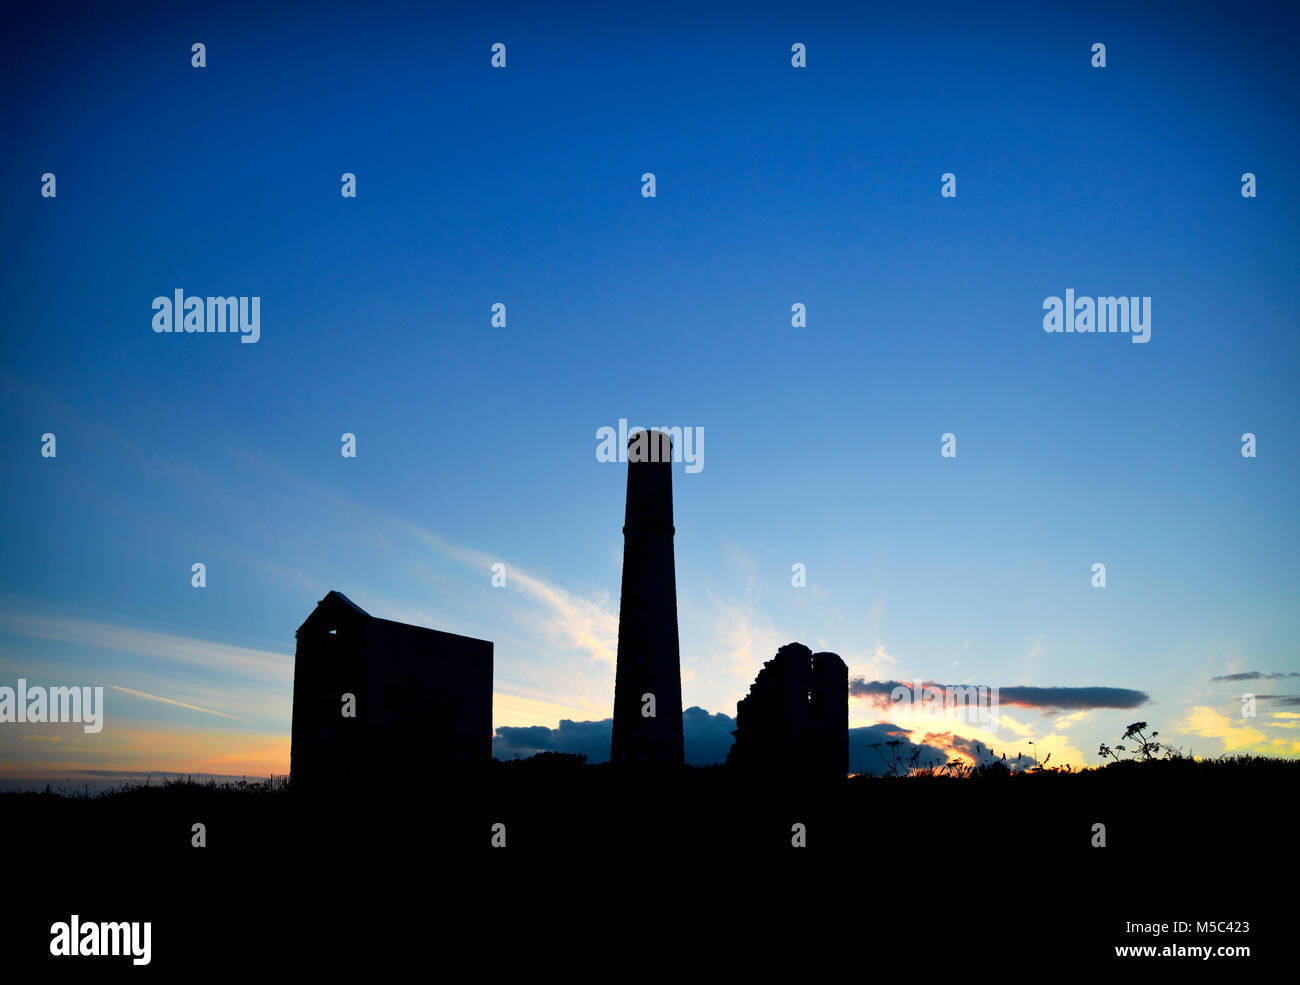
(4, 755), (1290, 973)
(6, 753), (1293, 854)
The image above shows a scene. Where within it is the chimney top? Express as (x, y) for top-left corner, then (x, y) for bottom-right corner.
(627, 428), (673, 463)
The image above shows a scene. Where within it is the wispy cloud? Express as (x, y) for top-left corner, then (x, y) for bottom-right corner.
(228, 450), (622, 670)
(400, 521), (618, 666)
(108, 685), (254, 724)
(0, 604), (292, 686)
(707, 591), (787, 680)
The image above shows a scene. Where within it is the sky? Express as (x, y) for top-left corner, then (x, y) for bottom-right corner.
(2, 0), (1298, 784)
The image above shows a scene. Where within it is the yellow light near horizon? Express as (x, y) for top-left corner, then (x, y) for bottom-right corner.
(3, 727), (291, 779)
(854, 702), (1089, 771)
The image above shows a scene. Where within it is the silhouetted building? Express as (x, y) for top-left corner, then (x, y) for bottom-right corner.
(726, 643), (848, 778)
(610, 429), (685, 766)
(291, 590), (492, 790)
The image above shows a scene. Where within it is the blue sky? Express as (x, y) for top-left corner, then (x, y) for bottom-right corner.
(2, 0), (1298, 779)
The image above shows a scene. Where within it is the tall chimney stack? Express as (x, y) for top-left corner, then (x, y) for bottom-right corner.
(610, 429), (685, 766)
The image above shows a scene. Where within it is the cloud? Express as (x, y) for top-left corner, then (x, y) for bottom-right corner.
(108, 685), (254, 723)
(230, 452), (622, 671)
(493, 719), (612, 762)
(491, 689), (611, 730)
(0, 605), (292, 687)
(397, 521), (620, 667)
(920, 731), (997, 766)
(490, 710), (1060, 775)
(849, 679), (1149, 712)
(846, 723), (1044, 774)
(492, 711), (1001, 775)
(701, 554), (788, 681)
(1209, 671), (1300, 681)
(849, 723), (950, 775)
(851, 644), (900, 682)
(682, 707), (738, 765)
(493, 706), (737, 765)
(1177, 706), (1268, 752)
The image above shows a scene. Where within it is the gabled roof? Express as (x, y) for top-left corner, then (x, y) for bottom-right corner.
(296, 590), (371, 636)
(295, 589), (494, 649)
